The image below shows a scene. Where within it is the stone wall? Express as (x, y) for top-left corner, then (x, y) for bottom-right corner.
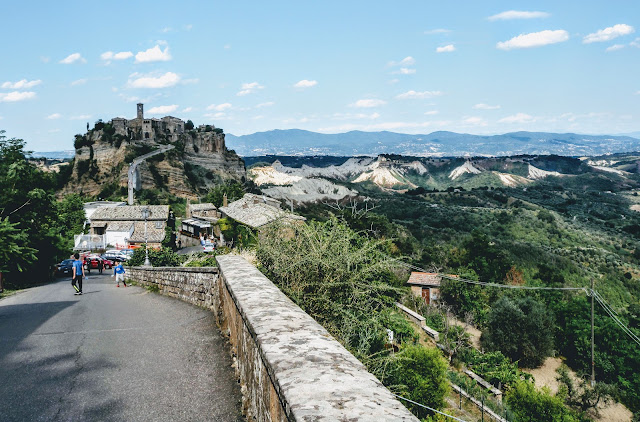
(126, 257), (419, 422)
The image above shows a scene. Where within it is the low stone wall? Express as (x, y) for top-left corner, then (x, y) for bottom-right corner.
(126, 267), (219, 310)
(126, 257), (418, 421)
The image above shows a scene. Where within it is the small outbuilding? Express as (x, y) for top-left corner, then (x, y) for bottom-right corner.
(407, 272), (442, 305)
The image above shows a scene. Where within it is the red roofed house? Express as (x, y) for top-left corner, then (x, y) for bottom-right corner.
(407, 272), (442, 305)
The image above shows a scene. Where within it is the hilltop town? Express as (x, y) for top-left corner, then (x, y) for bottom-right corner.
(58, 104), (245, 199)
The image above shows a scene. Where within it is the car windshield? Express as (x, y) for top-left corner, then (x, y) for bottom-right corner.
(61, 259), (74, 265)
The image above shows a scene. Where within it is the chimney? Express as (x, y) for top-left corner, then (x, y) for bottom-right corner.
(223, 193), (228, 207)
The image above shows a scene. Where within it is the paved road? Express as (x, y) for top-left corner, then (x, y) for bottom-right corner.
(0, 273), (244, 422)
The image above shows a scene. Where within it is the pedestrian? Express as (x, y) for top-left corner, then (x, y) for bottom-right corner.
(178, 239), (182, 249)
(72, 252), (84, 295)
(112, 260), (127, 287)
(97, 257), (104, 274)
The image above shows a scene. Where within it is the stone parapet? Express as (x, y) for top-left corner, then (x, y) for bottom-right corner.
(126, 258), (418, 421)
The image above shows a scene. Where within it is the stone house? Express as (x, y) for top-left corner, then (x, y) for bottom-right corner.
(89, 205), (171, 249)
(407, 272), (442, 305)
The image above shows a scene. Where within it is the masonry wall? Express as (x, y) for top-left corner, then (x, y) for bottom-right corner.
(126, 257), (418, 422)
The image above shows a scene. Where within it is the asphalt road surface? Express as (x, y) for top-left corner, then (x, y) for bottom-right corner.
(0, 272), (244, 422)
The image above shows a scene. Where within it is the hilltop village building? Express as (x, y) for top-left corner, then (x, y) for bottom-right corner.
(87, 205), (172, 249)
(110, 103), (186, 142)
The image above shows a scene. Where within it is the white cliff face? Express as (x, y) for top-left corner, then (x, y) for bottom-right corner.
(250, 165), (303, 185)
(588, 165), (627, 176)
(262, 178), (358, 203)
(494, 172), (531, 187)
(352, 167), (416, 188)
(528, 164), (563, 180)
(449, 161), (481, 180)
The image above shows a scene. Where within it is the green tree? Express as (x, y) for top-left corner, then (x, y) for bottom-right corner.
(184, 120), (194, 130)
(392, 345), (449, 418)
(482, 296), (555, 367)
(203, 181), (245, 207)
(505, 380), (578, 422)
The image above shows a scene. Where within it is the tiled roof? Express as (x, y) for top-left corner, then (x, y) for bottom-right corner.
(407, 272), (442, 287)
(127, 221), (166, 243)
(219, 194), (305, 229)
(90, 205), (169, 221)
(190, 203), (217, 211)
(106, 221), (134, 232)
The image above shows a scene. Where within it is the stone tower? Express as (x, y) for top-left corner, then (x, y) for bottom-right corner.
(137, 103), (144, 119)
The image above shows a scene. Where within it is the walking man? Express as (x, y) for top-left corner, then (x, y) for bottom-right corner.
(72, 252), (84, 295)
(97, 258), (104, 274)
(112, 260), (127, 287)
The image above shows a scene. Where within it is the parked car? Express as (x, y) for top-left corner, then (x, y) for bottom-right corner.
(55, 259), (75, 277)
(104, 249), (130, 262)
(100, 256), (114, 269)
(203, 241), (215, 253)
(83, 256), (104, 272)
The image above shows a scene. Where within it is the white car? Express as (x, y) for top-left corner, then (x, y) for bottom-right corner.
(203, 241), (215, 253)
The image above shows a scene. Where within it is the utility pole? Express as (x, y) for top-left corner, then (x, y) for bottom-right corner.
(591, 278), (596, 387)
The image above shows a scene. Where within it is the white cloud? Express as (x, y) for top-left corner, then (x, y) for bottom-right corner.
(47, 113), (62, 120)
(101, 51), (134, 62)
(388, 56), (416, 66)
(606, 44), (625, 52)
(70, 78), (87, 86)
(392, 68), (416, 75)
(128, 72), (180, 88)
(0, 91), (36, 102)
(2, 79), (42, 89)
(147, 105), (179, 114)
(294, 79), (318, 89)
(351, 99), (387, 108)
(488, 10), (550, 21)
(583, 24), (634, 44)
(424, 110), (439, 115)
(424, 29), (451, 35)
(224, 44), (231, 50)
(59, 53), (86, 64)
(498, 113), (535, 123)
(497, 30), (569, 50)
(463, 117), (488, 126)
(70, 114), (92, 120)
(396, 90), (443, 100)
(182, 107), (193, 112)
(206, 103), (232, 111)
(436, 44), (456, 53)
(135, 45), (171, 63)
(473, 103), (501, 110)
(256, 101), (275, 108)
(237, 82), (264, 96)
(631, 37), (640, 48)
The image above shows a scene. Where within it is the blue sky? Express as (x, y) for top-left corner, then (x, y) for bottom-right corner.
(1, 0), (639, 151)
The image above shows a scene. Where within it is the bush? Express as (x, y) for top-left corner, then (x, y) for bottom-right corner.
(127, 246), (181, 267)
(505, 380), (578, 422)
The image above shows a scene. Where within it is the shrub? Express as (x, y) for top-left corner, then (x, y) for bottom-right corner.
(127, 246), (181, 267)
(505, 380), (578, 422)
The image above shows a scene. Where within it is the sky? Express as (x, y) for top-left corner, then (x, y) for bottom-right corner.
(0, 0), (639, 151)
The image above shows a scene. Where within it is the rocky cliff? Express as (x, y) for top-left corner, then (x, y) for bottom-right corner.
(60, 115), (245, 200)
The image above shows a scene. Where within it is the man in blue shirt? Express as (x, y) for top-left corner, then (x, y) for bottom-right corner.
(72, 252), (85, 295)
(112, 260), (127, 287)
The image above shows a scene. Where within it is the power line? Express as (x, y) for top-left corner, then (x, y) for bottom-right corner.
(591, 290), (640, 347)
(392, 394), (469, 422)
(389, 256), (640, 348)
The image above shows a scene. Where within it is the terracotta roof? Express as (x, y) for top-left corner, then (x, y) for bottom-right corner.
(219, 194), (305, 229)
(90, 205), (169, 221)
(407, 272), (442, 287)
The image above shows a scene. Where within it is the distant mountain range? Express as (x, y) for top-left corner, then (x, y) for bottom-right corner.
(33, 130), (640, 159)
(226, 129), (640, 157)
